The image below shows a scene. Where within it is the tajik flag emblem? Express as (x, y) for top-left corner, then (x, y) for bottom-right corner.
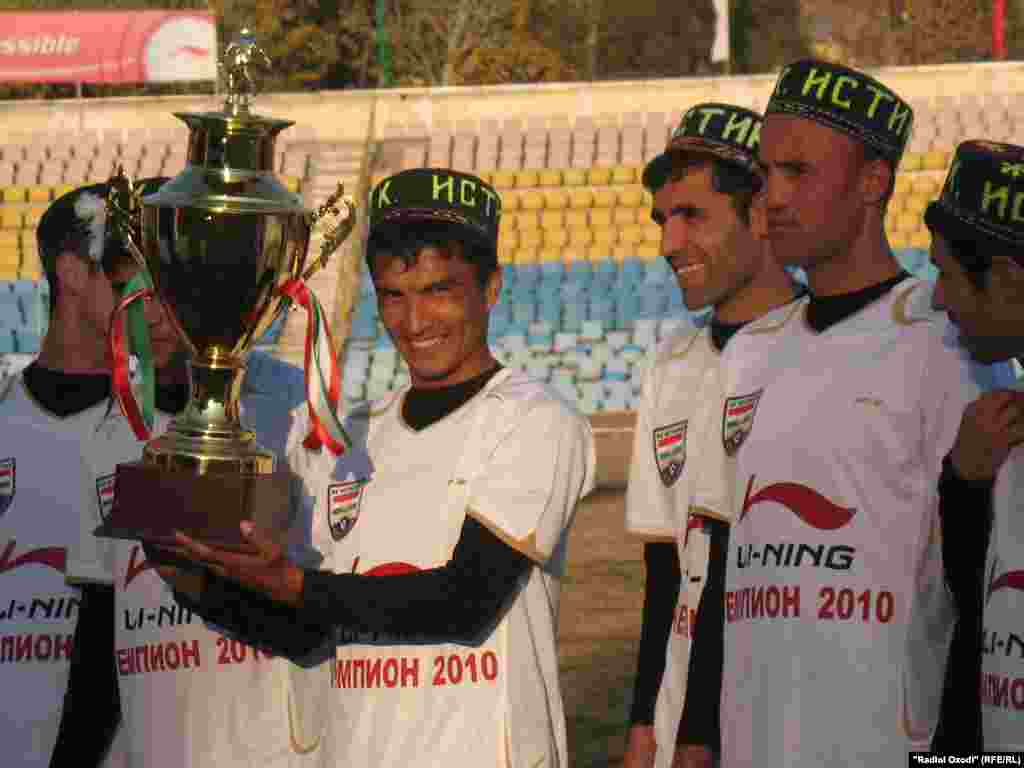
(328, 479), (366, 542)
(722, 389), (763, 456)
(653, 420), (687, 487)
(95, 474), (116, 522)
(0, 458), (14, 516)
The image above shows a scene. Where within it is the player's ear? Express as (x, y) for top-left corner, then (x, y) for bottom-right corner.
(859, 156), (891, 207)
(484, 264), (502, 310)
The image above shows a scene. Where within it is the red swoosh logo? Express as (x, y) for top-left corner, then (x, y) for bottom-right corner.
(988, 569), (1024, 602)
(0, 540), (66, 575)
(174, 46), (209, 59)
(124, 545), (155, 588)
(739, 476), (856, 530)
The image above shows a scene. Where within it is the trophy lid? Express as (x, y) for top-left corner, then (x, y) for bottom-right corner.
(142, 28), (305, 215)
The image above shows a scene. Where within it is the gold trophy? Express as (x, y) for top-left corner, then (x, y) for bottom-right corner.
(97, 30), (355, 549)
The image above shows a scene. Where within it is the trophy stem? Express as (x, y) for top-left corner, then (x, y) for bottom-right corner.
(142, 358), (275, 475)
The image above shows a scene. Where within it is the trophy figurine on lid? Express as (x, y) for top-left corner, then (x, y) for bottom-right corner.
(97, 29), (355, 549)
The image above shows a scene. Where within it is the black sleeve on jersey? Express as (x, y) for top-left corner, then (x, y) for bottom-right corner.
(676, 518), (728, 751)
(49, 584), (120, 768)
(189, 515), (533, 653)
(300, 515), (533, 642)
(628, 541), (681, 725)
(932, 454), (995, 753)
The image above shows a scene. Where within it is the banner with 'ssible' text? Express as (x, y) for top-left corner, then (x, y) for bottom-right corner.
(0, 11), (218, 84)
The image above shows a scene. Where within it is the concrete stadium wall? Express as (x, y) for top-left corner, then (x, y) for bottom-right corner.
(2, 61), (1023, 144)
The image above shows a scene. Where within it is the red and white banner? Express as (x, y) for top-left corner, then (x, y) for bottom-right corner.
(0, 11), (217, 83)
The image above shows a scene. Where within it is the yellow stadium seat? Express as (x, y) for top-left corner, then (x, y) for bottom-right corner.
(0, 230), (20, 249)
(590, 208), (613, 228)
(568, 188), (594, 209)
(896, 211), (919, 233)
(620, 224), (644, 245)
(588, 167), (613, 186)
(519, 190), (544, 211)
(911, 176), (939, 198)
(884, 211), (900, 234)
(543, 229), (569, 248)
(515, 210), (540, 230)
(564, 210), (589, 231)
(543, 189), (569, 210)
(18, 264), (41, 280)
(27, 186), (51, 204)
(900, 153), (923, 172)
(904, 194), (927, 216)
(637, 244), (660, 261)
(587, 245), (612, 262)
(53, 183), (74, 199)
(893, 176), (913, 198)
(538, 169), (562, 187)
(497, 244), (515, 264)
(492, 171), (516, 189)
(563, 247), (586, 263)
(518, 229), (543, 248)
(642, 188), (653, 207)
(642, 223), (661, 244)
(922, 150), (948, 172)
(539, 247), (562, 263)
(592, 227), (618, 247)
(612, 245), (633, 262)
(500, 190), (519, 211)
(618, 185), (645, 208)
(2, 186), (27, 204)
(611, 165), (637, 185)
(515, 169), (540, 188)
(514, 247), (540, 265)
(613, 207), (637, 226)
(24, 206), (45, 228)
(1, 208), (22, 229)
(888, 231), (909, 250)
(910, 230), (932, 249)
(540, 211), (564, 230)
(593, 189), (617, 208)
(562, 169), (587, 187)
(568, 228), (594, 247)
(498, 229), (520, 250)
(0, 244), (18, 265)
(0, 263), (18, 281)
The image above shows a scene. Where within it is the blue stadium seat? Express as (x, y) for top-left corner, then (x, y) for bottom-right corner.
(567, 261), (593, 287)
(0, 330), (14, 354)
(540, 261), (565, 281)
(13, 330), (40, 354)
(561, 301), (585, 333)
(512, 300), (535, 327)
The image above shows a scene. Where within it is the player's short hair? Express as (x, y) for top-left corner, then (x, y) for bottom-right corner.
(667, 153), (761, 225)
(366, 221), (499, 289)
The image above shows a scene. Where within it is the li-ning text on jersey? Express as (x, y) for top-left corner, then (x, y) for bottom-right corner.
(718, 285), (985, 766)
(982, 441), (1024, 750)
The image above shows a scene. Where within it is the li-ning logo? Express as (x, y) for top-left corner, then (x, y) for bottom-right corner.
(987, 555), (1024, 604)
(0, 540), (66, 576)
(738, 475), (856, 531)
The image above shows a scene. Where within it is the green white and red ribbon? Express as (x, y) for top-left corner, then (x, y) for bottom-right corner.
(110, 272), (156, 440)
(280, 278), (350, 456)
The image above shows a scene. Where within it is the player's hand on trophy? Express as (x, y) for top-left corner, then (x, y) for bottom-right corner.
(949, 389), (1024, 482)
(670, 744), (713, 768)
(171, 522), (305, 607)
(622, 724), (657, 768)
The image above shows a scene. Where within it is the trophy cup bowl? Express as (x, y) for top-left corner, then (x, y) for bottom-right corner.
(96, 38), (355, 550)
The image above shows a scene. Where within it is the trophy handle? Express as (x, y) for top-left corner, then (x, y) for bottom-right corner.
(301, 182), (357, 282)
(106, 165), (150, 273)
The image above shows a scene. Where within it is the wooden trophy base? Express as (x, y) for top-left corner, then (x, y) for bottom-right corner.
(94, 461), (293, 552)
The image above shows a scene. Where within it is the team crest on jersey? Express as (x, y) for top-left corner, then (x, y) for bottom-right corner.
(0, 458), (14, 516)
(653, 420), (687, 487)
(95, 474), (116, 522)
(328, 480), (366, 542)
(722, 390), (763, 456)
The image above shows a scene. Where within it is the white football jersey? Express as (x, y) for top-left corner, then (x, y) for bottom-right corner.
(298, 369), (595, 768)
(112, 352), (331, 768)
(625, 327), (720, 766)
(717, 281), (1009, 766)
(0, 416), (106, 764)
(981, 380), (1024, 750)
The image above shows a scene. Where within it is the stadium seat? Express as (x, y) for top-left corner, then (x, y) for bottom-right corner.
(0, 209), (22, 229)
(588, 167), (613, 186)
